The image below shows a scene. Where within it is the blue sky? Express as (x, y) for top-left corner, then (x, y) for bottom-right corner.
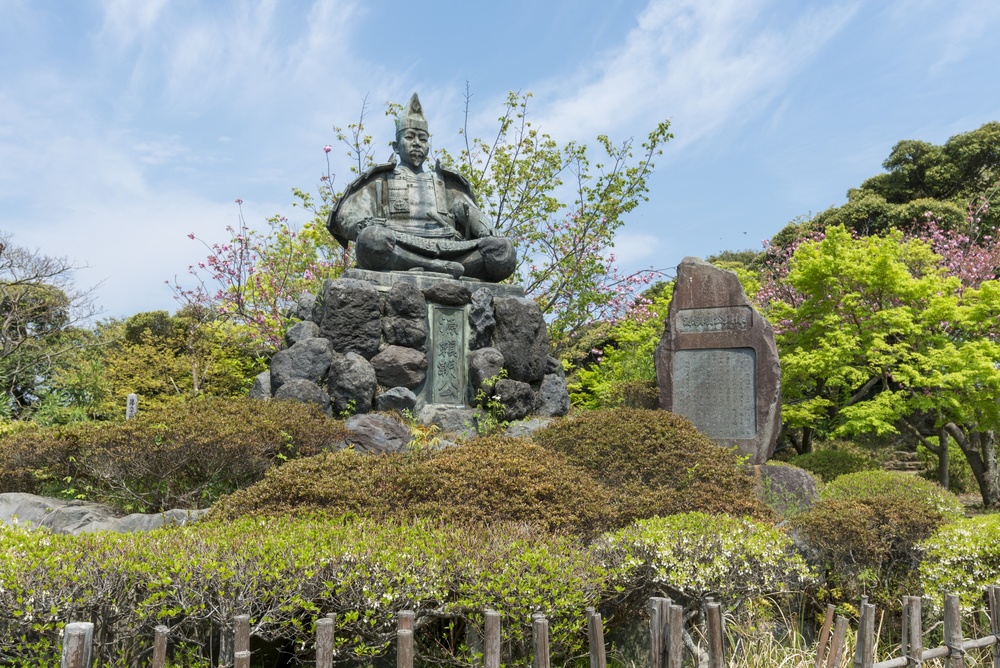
(2, 0), (1000, 318)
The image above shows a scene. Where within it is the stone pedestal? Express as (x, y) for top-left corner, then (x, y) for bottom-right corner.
(654, 257), (781, 464)
(254, 271), (570, 426)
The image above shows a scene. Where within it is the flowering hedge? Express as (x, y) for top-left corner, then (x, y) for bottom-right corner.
(920, 515), (1000, 610)
(596, 513), (813, 615)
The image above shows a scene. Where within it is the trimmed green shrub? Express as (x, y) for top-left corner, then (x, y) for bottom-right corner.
(920, 514), (1000, 610)
(0, 517), (606, 666)
(791, 485), (956, 607)
(531, 409), (773, 523)
(787, 447), (879, 482)
(0, 398), (347, 512)
(209, 436), (614, 535)
(597, 513), (812, 615)
(821, 470), (964, 519)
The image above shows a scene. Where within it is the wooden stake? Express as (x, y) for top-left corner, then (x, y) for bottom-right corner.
(484, 609), (501, 668)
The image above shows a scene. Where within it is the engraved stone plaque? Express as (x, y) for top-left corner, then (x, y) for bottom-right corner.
(673, 348), (757, 439)
(429, 306), (466, 405)
(676, 306), (753, 333)
(655, 257), (781, 464)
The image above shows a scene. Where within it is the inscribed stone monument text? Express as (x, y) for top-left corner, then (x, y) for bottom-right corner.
(655, 257), (781, 464)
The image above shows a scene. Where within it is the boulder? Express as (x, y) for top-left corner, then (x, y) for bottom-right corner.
(505, 417), (555, 438)
(418, 405), (479, 438)
(327, 352), (377, 415)
(293, 291), (317, 322)
(468, 347), (505, 395)
(468, 288), (496, 349)
(493, 297), (549, 383)
(754, 464), (819, 516)
(382, 316), (427, 348)
(317, 278), (382, 359)
(422, 281), (472, 306)
(284, 320), (319, 348)
(375, 387), (418, 413)
(384, 281), (426, 318)
(0, 493), (206, 535)
(269, 337), (334, 394)
(274, 378), (331, 413)
(371, 346), (428, 390)
(535, 373), (570, 417)
(493, 378), (536, 421)
(249, 371), (271, 400)
(344, 414), (413, 454)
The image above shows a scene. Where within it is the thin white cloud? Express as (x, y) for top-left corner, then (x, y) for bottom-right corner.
(533, 0), (860, 149)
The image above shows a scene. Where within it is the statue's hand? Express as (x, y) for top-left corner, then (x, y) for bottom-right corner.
(357, 217), (387, 232)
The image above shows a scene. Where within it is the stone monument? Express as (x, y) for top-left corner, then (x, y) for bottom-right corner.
(654, 257), (780, 464)
(251, 93), (570, 427)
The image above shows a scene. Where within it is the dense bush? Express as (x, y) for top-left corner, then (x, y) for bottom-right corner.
(791, 471), (962, 607)
(0, 398), (347, 512)
(787, 446), (880, 482)
(821, 470), (964, 519)
(210, 436), (614, 535)
(597, 513), (812, 616)
(531, 409), (773, 523)
(0, 517), (605, 667)
(920, 514), (1000, 610)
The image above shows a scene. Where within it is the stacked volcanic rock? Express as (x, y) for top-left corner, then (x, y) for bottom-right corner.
(250, 277), (570, 423)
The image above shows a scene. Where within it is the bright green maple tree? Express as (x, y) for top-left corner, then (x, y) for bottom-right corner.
(767, 225), (1000, 507)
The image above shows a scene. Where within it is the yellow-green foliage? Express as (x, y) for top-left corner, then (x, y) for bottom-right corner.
(0, 517), (605, 667)
(787, 446), (880, 482)
(209, 436), (614, 535)
(0, 398), (346, 512)
(920, 514), (1000, 610)
(598, 513), (812, 613)
(821, 470), (964, 519)
(532, 409), (773, 523)
(571, 283), (671, 409)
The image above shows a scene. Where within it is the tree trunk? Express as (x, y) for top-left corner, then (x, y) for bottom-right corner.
(945, 424), (1000, 508)
(937, 426), (949, 490)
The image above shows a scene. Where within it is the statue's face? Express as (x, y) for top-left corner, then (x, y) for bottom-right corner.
(394, 128), (429, 169)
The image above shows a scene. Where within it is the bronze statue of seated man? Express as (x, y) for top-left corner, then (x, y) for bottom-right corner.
(327, 93), (517, 282)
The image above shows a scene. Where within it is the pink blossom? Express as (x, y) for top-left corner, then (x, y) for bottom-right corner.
(187, 233), (196, 240)
(323, 145), (332, 154)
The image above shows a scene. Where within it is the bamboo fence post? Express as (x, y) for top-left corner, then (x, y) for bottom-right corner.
(857, 602), (875, 668)
(61, 622), (94, 668)
(944, 594), (965, 668)
(649, 597), (669, 668)
(151, 625), (168, 668)
(484, 609), (501, 668)
(816, 604), (836, 668)
(904, 596), (923, 665)
(989, 586), (1000, 668)
(532, 614), (550, 668)
(667, 603), (683, 668)
(826, 616), (849, 668)
(397, 611), (415, 668)
(706, 602), (725, 668)
(588, 611), (607, 668)
(316, 617), (335, 668)
(855, 597), (869, 668)
(397, 629), (414, 668)
(232, 614), (250, 668)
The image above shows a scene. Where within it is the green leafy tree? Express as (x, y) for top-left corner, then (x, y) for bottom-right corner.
(765, 225), (1000, 507)
(0, 231), (98, 420)
(439, 91), (673, 352)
